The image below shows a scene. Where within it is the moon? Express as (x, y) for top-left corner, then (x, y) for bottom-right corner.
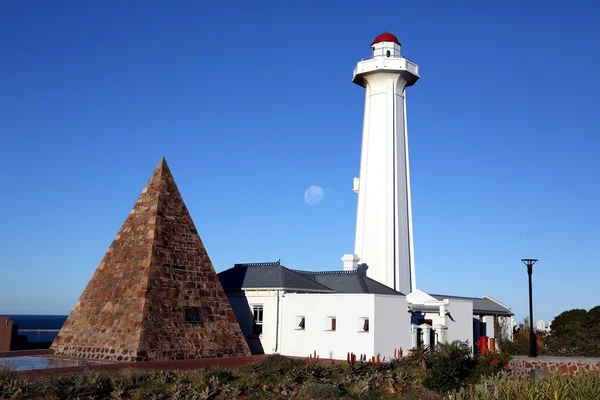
(304, 186), (325, 206)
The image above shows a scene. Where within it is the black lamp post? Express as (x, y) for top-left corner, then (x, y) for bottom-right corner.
(521, 258), (538, 357)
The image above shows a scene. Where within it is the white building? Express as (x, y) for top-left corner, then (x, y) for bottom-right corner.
(218, 261), (411, 360)
(218, 261), (513, 359)
(406, 290), (514, 348)
(217, 32), (513, 360)
(536, 320), (551, 333)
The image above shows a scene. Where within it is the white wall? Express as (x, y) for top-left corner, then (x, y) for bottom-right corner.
(230, 290), (412, 360)
(407, 297), (478, 351)
(227, 290), (280, 355)
(374, 295), (412, 358)
(353, 69), (415, 295)
(279, 293), (375, 360)
(419, 311), (446, 328)
(372, 41), (401, 58)
(406, 289), (437, 303)
(444, 298), (474, 349)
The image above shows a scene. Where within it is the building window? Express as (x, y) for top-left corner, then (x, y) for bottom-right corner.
(183, 307), (202, 324)
(326, 316), (336, 331)
(296, 316), (305, 330)
(386, 50), (391, 57)
(358, 317), (369, 332)
(252, 305), (263, 336)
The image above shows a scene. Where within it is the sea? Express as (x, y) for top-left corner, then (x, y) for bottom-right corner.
(7, 315), (68, 343)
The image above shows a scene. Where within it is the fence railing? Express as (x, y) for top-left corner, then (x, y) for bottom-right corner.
(17, 329), (61, 342)
(357, 53), (416, 64)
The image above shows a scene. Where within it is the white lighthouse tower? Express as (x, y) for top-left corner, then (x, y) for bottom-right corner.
(352, 32), (420, 294)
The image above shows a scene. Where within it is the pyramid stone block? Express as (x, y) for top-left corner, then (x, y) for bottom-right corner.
(49, 157), (251, 361)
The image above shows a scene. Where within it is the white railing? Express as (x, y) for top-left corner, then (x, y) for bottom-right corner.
(353, 55), (419, 77)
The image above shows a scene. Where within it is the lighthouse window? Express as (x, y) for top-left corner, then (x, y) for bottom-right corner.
(386, 50), (391, 57)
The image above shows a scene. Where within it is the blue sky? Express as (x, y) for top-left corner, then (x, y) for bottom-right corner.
(1, 1), (598, 323)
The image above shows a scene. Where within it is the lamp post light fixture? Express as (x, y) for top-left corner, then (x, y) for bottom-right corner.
(521, 258), (538, 357)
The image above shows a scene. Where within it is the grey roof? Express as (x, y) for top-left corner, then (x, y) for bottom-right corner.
(217, 262), (333, 292)
(429, 293), (513, 316)
(293, 270), (403, 295)
(217, 261), (403, 295)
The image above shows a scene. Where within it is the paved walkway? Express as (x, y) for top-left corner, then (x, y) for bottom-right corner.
(1, 350), (346, 378)
(0, 349), (47, 359)
(15, 354), (268, 377)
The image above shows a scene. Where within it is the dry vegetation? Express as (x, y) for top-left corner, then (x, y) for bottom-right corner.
(1, 343), (599, 399)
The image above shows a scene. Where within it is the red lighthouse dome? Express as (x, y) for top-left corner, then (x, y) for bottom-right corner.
(372, 32), (400, 46)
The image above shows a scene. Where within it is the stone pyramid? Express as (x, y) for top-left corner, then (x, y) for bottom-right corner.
(49, 157), (251, 361)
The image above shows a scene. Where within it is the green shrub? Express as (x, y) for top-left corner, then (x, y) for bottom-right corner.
(423, 341), (474, 393)
(468, 352), (512, 384)
(130, 378), (168, 400)
(26, 372), (115, 400)
(203, 368), (234, 383)
(0, 365), (27, 399)
(12, 354), (600, 399)
(0, 364), (14, 381)
(499, 330), (531, 356)
(544, 307), (600, 357)
(356, 387), (388, 399)
(504, 306), (600, 357)
(253, 354), (303, 374)
(300, 382), (344, 398)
